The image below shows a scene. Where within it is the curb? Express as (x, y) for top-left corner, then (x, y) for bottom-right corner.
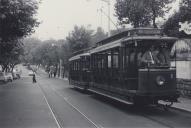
(57, 77), (68, 81)
(50, 75), (68, 81)
(170, 105), (191, 113)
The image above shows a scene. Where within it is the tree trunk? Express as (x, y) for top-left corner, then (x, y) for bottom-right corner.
(2, 64), (8, 72)
(134, 22), (139, 28)
(153, 17), (157, 28)
(10, 64), (15, 72)
(152, 4), (157, 28)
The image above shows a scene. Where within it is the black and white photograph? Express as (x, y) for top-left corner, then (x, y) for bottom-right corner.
(1, 0), (191, 128)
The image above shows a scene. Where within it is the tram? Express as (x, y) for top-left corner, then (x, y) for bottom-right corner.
(69, 28), (180, 105)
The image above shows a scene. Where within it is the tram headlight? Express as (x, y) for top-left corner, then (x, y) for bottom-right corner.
(156, 76), (165, 86)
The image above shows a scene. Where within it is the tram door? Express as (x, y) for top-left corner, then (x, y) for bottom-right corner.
(123, 45), (138, 90)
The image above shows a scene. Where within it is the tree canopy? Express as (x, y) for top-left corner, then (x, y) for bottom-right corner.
(66, 25), (93, 53)
(91, 27), (108, 46)
(0, 0), (39, 42)
(115, 0), (174, 28)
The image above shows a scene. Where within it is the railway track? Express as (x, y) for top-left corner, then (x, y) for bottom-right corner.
(37, 78), (104, 128)
(36, 72), (191, 128)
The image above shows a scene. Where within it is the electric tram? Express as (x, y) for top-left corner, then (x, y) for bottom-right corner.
(69, 28), (180, 105)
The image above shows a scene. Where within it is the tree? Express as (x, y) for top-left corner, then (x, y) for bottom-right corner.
(146, 0), (174, 28)
(0, 0), (40, 71)
(91, 27), (108, 46)
(114, 0), (174, 28)
(66, 25), (93, 53)
(0, 40), (24, 71)
(22, 37), (42, 64)
(0, 0), (40, 42)
(115, 0), (150, 27)
(8, 42), (24, 71)
(163, 0), (191, 37)
(59, 40), (70, 77)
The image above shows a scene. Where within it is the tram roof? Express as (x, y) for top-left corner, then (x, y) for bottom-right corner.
(123, 36), (178, 43)
(96, 28), (164, 46)
(90, 38), (123, 54)
(69, 52), (90, 61)
(69, 28), (178, 59)
(90, 35), (177, 54)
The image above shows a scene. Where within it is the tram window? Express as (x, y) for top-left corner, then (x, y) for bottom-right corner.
(108, 55), (111, 68)
(122, 56), (125, 69)
(98, 58), (104, 69)
(93, 55), (96, 69)
(140, 45), (171, 67)
(76, 62), (78, 71)
(75, 62), (77, 70)
(126, 55), (129, 67)
(137, 50), (144, 67)
(95, 55), (98, 69)
(113, 54), (119, 68)
(74, 62), (76, 71)
(92, 55), (95, 69)
(73, 62), (75, 70)
(99, 55), (103, 69)
(79, 61), (81, 70)
(85, 60), (89, 70)
(77, 61), (79, 70)
(82, 61), (85, 70)
(130, 50), (136, 64)
(123, 47), (129, 69)
(98, 60), (101, 69)
(101, 59), (104, 68)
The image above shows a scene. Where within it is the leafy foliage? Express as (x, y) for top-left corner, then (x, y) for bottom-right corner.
(23, 38), (61, 66)
(66, 25), (93, 53)
(163, 0), (191, 38)
(91, 27), (108, 46)
(0, 0), (40, 42)
(115, 0), (174, 28)
(0, 40), (24, 71)
(23, 26), (108, 75)
(22, 37), (42, 64)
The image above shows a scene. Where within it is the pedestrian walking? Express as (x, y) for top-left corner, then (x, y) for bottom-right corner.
(48, 71), (51, 78)
(32, 73), (37, 83)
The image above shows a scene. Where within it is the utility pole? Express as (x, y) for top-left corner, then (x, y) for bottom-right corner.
(101, 0), (111, 36)
(59, 59), (62, 79)
(87, 0), (111, 36)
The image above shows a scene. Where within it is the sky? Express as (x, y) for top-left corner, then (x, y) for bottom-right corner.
(31, 0), (180, 41)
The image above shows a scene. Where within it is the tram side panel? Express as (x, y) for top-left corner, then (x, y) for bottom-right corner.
(69, 56), (91, 90)
(88, 46), (139, 99)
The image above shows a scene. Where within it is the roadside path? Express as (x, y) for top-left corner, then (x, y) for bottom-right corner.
(0, 69), (58, 128)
